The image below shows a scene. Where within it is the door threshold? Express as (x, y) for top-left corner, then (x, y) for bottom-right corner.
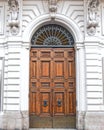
(29, 129), (76, 130)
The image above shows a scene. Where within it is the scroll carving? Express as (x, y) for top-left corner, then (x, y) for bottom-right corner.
(87, 0), (99, 35)
(48, 0), (58, 19)
(8, 0), (19, 35)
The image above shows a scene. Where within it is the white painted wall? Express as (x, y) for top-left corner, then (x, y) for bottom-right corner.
(20, 47), (29, 111)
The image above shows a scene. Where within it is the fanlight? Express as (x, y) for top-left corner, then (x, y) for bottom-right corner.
(31, 24), (74, 47)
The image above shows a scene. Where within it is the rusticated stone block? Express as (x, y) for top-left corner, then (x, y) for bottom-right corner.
(77, 111), (86, 130)
(85, 112), (104, 130)
(0, 114), (8, 129)
(7, 118), (16, 130)
(21, 111), (29, 130)
(15, 118), (22, 130)
(0, 111), (29, 130)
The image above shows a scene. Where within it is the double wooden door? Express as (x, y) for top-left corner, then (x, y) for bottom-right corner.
(29, 48), (76, 128)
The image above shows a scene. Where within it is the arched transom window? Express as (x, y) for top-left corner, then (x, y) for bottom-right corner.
(31, 24), (74, 47)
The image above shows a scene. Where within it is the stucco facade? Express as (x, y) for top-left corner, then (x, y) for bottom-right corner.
(0, 0), (104, 129)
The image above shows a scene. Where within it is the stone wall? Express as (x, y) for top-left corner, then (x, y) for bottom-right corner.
(0, 111), (29, 130)
(85, 112), (104, 130)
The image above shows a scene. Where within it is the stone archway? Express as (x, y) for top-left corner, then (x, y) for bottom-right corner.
(21, 14), (85, 129)
(22, 14), (83, 43)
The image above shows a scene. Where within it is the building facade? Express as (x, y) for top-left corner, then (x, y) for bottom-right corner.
(0, 0), (104, 129)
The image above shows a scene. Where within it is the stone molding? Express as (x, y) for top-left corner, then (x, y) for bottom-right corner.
(22, 14), (83, 43)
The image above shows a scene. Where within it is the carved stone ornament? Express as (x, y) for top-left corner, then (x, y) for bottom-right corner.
(87, 0), (99, 35)
(8, 0), (19, 35)
(48, 0), (58, 19)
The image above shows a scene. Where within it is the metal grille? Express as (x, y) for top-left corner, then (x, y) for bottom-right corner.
(31, 24), (74, 47)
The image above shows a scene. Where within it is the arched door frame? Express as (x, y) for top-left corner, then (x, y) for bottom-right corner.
(23, 14), (83, 43)
(22, 14), (86, 129)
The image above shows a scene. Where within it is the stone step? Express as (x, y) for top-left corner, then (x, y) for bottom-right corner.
(29, 129), (76, 130)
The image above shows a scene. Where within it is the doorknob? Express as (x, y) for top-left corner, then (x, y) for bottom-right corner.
(43, 100), (48, 107)
(57, 99), (62, 107)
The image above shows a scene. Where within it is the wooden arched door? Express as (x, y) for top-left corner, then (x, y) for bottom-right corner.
(29, 24), (76, 128)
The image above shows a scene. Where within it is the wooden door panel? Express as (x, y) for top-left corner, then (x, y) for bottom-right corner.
(30, 60), (37, 79)
(39, 50), (52, 57)
(53, 92), (66, 116)
(30, 50), (38, 57)
(40, 82), (51, 88)
(54, 51), (65, 58)
(68, 50), (74, 60)
(67, 61), (75, 78)
(54, 61), (65, 78)
(40, 61), (51, 78)
(68, 79), (75, 89)
(67, 91), (76, 115)
(29, 92), (36, 114)
(54, 82), (64, 88)
(31, 82), (36, 88)
(40, 92), (52, 116)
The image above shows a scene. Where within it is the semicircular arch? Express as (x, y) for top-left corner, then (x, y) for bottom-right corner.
(22, 14), (83, 44)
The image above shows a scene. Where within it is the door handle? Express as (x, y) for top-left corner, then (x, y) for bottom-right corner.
(43, 100), (48, 107)
(57, 99), (62, 107)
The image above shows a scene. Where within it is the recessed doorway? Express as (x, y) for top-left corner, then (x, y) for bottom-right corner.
(29, 24), (76, 128)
